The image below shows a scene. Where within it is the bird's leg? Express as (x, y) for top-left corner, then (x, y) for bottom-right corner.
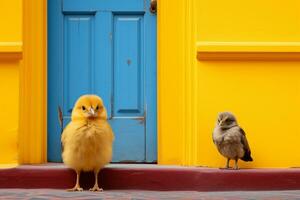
(234, 158), (239, 170)
(89, 169), (103, 192)
(67, 170), (83, 192)
(225, 158), (230, 169)
(220, 158), (231, 170)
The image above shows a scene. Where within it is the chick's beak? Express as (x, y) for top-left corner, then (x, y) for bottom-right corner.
(88, 108), (96, 117)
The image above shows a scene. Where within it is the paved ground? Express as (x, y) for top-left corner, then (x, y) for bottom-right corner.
(1, 189), (300, 200)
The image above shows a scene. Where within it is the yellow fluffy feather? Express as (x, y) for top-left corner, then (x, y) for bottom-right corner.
(61, 95), (114, 192)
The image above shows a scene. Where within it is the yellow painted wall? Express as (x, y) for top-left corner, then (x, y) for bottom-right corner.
(0, 0), (22, 166)
(0, 62), (19, 165)
(0, 1), (22, 42)
(19, 0), (47, 164)
(158, 0), (300, 167)
(0, 0), (46, 165)
(1, 0), (299, 168)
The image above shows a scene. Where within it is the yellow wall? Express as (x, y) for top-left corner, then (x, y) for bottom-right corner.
(19, 0), (47, 164)
(0, 62), (19, 165)
(158, 0), (300, 167)
(0, 1), (22, 42)
(0, 0), (22, 166)
(0, 0), (46, 166)
(2, 0), (299, 168)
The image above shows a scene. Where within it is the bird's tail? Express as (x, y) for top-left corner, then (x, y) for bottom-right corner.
(241, 150), (253, 162)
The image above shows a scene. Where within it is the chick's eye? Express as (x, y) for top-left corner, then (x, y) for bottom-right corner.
(82, 106), (86, 111)
(96, 105), (99, 110)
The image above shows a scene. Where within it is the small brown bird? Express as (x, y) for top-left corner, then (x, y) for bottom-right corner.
(212, 112), (253, 169)
(61, 95), (114, 191)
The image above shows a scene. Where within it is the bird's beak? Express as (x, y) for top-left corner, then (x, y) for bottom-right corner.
(88, 108), (96, 117)
(219, 120), (224, 126)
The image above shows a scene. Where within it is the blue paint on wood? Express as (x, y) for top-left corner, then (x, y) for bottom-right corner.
(144, 3), (157, 162)
(63, 0), (144, 12)
(64, 15), (95, 114)
(110, 119), (145, 162)
(113, 15), (144, 117)
(48, 0), (64, 162)
(48, 0), (157, 162)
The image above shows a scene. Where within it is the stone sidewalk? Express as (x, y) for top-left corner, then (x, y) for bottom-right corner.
(1, 189), (300, 200)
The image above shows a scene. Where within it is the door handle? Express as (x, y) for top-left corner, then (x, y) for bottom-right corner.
(150, 0), (157, 14)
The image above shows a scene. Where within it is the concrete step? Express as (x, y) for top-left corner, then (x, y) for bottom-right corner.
(1, 164), (300, 191)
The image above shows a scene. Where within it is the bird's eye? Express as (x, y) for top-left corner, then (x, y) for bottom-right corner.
(226, 118), (232, 122)
(96, 105), (99, 110)
(82, 106), (86, 111)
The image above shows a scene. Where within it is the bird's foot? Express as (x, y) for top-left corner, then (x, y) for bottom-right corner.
(67, 186), (83, 192)
(234, 166), (239, 170)
(89, 186), (103, 192)
(220, 164), (231, 170)
(219, 167), (232, 170)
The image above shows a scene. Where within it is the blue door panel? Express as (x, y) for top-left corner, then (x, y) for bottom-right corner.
(64, 15), (95, 115)
(63, 0), (144, 12)
(114, 15), (144, 117)
(48, 0), (157, 162)
(110, 119), (145, 162)
(94, 12), (113, 118)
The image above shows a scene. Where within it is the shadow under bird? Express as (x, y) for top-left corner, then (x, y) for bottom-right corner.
(61, 95), (114, 191)
(212, 112), (253, 170)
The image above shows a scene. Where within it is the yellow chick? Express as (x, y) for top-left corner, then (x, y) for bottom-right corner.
(61, 95), (114, 192)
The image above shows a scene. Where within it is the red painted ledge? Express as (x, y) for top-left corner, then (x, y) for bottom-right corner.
(1, 164), (300, 191)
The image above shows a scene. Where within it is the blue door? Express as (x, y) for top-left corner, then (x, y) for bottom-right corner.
(48, 0), (157, 162)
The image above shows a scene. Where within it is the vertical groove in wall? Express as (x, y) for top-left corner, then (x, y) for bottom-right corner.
(19, 0), (47, 164)
(183, 0), (190, 165)
(191, 0), (198, 166)
(181, 0), (188, 165)
(158, 0), (199, 165)
(174, 0), (184, 165)
(157, 0), (186, 164)
(182, 0), (198, 166)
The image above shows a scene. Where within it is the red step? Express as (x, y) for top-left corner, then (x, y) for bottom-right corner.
(1, 164), (300, 191)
